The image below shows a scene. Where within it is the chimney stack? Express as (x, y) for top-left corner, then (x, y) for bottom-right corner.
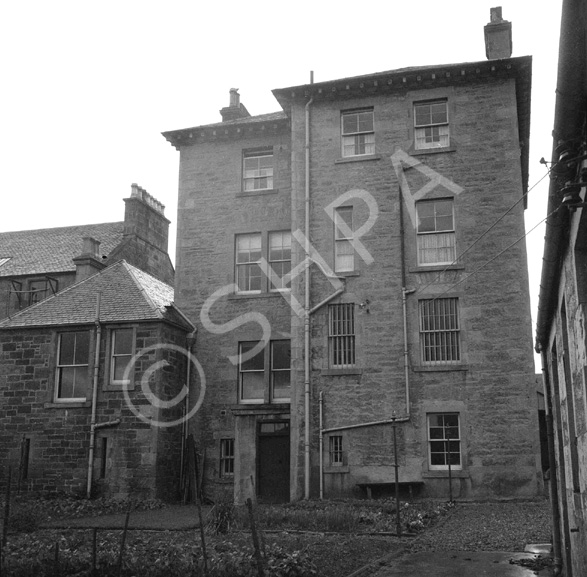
(123, 183), (170, 252)
(484, 7), (512, 60)
(73, 237), (105, 282)
(220, 88), (251, 122)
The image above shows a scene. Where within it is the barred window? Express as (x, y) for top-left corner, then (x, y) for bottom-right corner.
(329, 303), (355, 368)
(419, 298), (460, 364)
(341, 110), (374, 157)
(220, 439), (235, 477)
(416, 199), (456, 266)
(329, 435), (343, 466)
(428, 413), (461, 470)
(414, 100), (449, 150)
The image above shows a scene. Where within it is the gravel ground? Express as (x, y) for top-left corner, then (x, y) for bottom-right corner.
(408, 499), (552, 553)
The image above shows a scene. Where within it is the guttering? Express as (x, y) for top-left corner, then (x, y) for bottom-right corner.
(303, 77), (313, 500)
(86, 293), (102, 499)
(538, 343), (563, 576)
(535, 0), (587, 350)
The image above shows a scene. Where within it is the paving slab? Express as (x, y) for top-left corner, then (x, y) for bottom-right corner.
(370, 551), (553, 577)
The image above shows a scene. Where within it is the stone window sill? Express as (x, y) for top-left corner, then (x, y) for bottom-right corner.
(236, 188), (279, 198)
(44, 401), (92, 409)
(324, 465), (350, 474)
(413, 365), (468, 373)
(409, 145), (456, 156)
(409, 264), (465, 273)
(422, 470), (469, 479)
(321, 368), (363, 376)
(335, 154), (381, 164)
(228, 292), (285, 301)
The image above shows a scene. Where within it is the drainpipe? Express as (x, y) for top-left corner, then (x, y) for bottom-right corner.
(319, 391), (324, 499)
(180, 330), (197, 493)
(538, 343), (563, 576)
(399, 181), (413, 420)
(86, 293), (102, 499)
(303, 73), (314, 500)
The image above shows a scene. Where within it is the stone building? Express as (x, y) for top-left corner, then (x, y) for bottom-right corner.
(535, 0), (587, 574)
(0, 186), (190, 499)
(0, 183), (174, 321)
(0, 260), (192, 498)
(164, 8), (541, 504)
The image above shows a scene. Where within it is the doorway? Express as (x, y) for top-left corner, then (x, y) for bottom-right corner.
(257, 421), (290, 503)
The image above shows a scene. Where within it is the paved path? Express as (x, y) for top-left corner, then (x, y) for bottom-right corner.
(369, 551), (553, 577)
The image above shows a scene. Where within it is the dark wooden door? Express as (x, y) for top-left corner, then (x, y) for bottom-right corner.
(257, 431), (290, 503)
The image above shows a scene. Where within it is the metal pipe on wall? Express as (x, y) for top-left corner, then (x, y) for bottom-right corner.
(539, 344), (563, 576)
(303, 73), (314, 500)
(86, 292), (102, 499)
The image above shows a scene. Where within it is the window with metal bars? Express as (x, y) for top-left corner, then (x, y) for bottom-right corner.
(329, 303), (356, 368)
(419, 298), (460, 364)
(220, 438), (235, 477)
(329, 435), (343, 465)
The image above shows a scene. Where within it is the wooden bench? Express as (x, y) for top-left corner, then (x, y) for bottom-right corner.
(356, 481), (424, 500)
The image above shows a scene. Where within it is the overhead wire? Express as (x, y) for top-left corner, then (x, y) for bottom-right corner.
(414, 169), (551, 296)
(422, 205), (562, 303)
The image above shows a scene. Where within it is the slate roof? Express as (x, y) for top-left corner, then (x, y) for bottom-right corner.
(0, 260), (191, 330)
(0, 222), (124, 277)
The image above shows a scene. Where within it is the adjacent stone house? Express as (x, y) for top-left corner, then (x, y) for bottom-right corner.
(164, 9), (542, 503)
(0, 183), (174, 321)
(0, 260), (193, 499)
(535, 0), (587, 574)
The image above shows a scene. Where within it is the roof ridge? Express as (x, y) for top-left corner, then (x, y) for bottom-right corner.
(122, 261), (166, 319)
(0, 221), (123, 236)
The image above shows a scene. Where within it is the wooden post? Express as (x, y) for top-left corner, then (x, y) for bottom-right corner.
(92, 527), (98, 575)
(54, 542), (59, 576)
(116, 504), (132, 576)
(191, 435), (209, 577)
(392, 416), (402, 537)
(246, 498), (265, 577)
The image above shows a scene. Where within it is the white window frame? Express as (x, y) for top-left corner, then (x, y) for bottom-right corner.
(419, 298), (460, 364)
(416, 198), (456, 266)
(329, 435), (343, 466)
(334, 207), (354, 272)
(268, 231), (292, 292)
(341, 110), (375, 157)
(109, 328), (135, 385)
(235, 233), (262, 294)
(243, 150), (274, 191)
(427, 413), (462, 470)
(55, 331), (90, 402)
(220, 438), (235, 478)
(329, 303), (356, 368)
(414, 100), (449, 150)
(238, 341), (265, 404)
(270, 340), (291, 402)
